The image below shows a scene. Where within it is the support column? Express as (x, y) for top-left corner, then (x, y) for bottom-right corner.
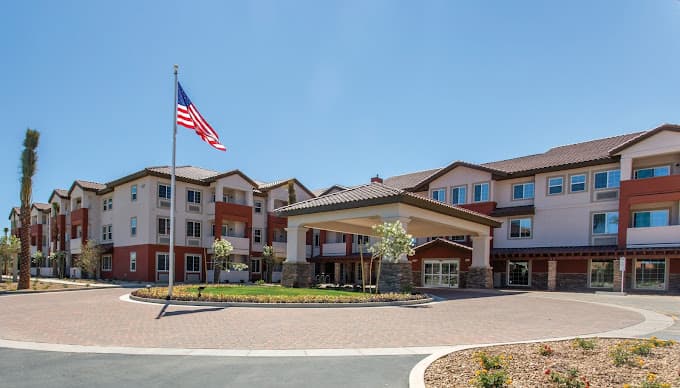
(334, 262), (341, 284)
(281, 226), (311, 288)
(467, 235), (493, 289)
(547, 260), (557, 291)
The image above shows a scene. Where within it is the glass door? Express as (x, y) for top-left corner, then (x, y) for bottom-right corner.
(423, 260), (459, 288)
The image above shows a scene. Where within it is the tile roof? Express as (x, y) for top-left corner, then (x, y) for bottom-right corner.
(383, 168), (441, 190)
(54, 189), (68, 198)
(414, 238), (472, 252)
(75, 180), (107, 191)
(312, 185), (350, 197)
(32, 203), (51, 211)
(257, 179), (292, 191)
(275, 182), (501, 227)
(146, 166), (221, 181)
(480, 132), (643, 174)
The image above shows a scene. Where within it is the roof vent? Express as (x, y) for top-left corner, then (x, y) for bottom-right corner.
(371, 174), (383, 184)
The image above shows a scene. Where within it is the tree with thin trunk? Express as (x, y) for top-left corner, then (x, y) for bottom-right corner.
(287, 180), (297, 205)
(77, 240), (102, 279)
(0, 229), (20, 276)
(262, 245), (275, 283)
(212, 237), (234, 283)
(31, 250), (45, 278)
(367, 220), (415, 293)
(18, 128), (40, 289)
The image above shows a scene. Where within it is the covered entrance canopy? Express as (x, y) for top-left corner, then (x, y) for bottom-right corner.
(275, 183), (502, 289)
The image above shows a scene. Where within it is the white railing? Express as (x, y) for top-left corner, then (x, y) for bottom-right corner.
(206, 269), (249, 284)
(273, 241), (286, 257)
(305, 245), (312, 258)
(627, 225), (680, 247)
(225, 236), (250, 254)
(313, 246), (320, 257)
(70, 238), (82, 253)
(322, 242), (346, 256)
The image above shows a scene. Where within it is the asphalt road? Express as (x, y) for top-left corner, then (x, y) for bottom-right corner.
(0, 349), (423, 388)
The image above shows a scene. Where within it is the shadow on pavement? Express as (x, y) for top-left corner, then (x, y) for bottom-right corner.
(155, 304), (224, 319)
(418, 288), (527, 301)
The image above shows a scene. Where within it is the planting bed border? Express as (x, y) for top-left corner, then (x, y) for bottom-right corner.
(128, 293), (434, 308)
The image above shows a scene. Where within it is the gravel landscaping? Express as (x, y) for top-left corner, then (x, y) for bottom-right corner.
(133, 284), (428, 304)
(425, 338), (679, 388)
(0, 280), (84, 292)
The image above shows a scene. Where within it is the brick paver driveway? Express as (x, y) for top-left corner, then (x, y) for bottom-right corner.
(0, 288), (644, 349)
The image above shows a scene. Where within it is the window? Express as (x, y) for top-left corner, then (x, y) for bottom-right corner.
(594, 170), (620, 190)
(253, 228), (262, 244)
(451, 186), (467, 205)
(254, 201), (263, 214)
(570, 174), (586, 193)
(547, 177), (564, 195)
(157, 253), (169, 271)
(101, 225), (112, 241)
(187, 189), (201, 204)
(633, 210), (669, 228)
(250, 258), (261, 273)
(473, 182), (490, 202)
(512, 182), (535, 200)
(102, 198), (112, 211)
(635, 259), (666, 290)
(509, 218), (532, 239)
(158, 184), (171, 199)
(76, 225), (83, 238)
(131, 185), (137, 201)
(158, 217), (170, 235)
(590, 259), (614, 288)
(450, 235), (466, 242)
(355, 235), (370, 244)
(210, 223), (215, 237)
(634, 166), (670, 180)
(210, 190), (216, 203)
(592, 212), (618, 235)
(431, 188), (445, 202)
(101, 255), (112, 271)
(507, 261), (530, 286)
(130, 217), (137, 236)
(186, 221), (201, 238)
(186, 255), (201, 272)
(129, 252), (137, 272)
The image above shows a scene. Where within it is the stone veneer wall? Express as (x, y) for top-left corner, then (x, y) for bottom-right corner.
(556, 273), (589, 291)
(467, 267), (492, 289)
(378, 262), (413, 293)
(281, 262), (312, 288)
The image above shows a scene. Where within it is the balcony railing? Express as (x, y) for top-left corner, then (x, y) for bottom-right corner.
(627, 225), (680, 247)
(70, 238), (82, 253)
(225, 236), (250, 253)
(322, 242), (346, 256)
(272, 241), (286, 257)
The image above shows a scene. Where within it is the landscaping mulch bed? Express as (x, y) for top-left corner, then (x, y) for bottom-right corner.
(425, 338), (680, 388)
(0, 280), (82, 292)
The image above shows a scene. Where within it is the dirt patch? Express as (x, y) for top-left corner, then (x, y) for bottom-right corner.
(425, 338), (680, 387)
(0, 280), (84, 292)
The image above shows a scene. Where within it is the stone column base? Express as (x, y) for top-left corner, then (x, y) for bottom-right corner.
(466, 266), (493, 289)
(281, 262), (312, 288)
(378, 262), (413, 293)
(547, 260), (557, 291)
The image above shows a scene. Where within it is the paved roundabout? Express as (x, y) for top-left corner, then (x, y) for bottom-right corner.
(0, 287), (655, 352)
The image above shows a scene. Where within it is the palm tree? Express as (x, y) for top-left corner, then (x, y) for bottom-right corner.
(18, 128), (40, 290)
(287, 179), (297, 205)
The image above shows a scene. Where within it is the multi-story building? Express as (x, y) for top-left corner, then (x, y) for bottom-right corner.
(8, 123), (680, 292)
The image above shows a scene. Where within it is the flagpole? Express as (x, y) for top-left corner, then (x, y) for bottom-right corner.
(168, 64), (178, 298)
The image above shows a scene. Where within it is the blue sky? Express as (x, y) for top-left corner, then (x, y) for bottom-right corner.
(2, 1), (680, 227)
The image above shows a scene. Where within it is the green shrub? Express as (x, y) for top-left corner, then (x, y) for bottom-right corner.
(610, 343), (632, 367)
(471, 369), (511, 388)
(475, 352), (507, 370)
(547, 368), (589, 388)
(572, 338), (595, 351)
(537, 344), (554, 356)
(255, 279), (265, 285)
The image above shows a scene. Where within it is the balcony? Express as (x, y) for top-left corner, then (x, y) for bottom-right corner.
(627, 225), (680, 248)
(305, 245), (312, 258)
(225, 236), (249, 254)
(70, 238), (82, 253)
(322, 242), (346, 256)
(620, 174), (680, 201)
(273, 241), (287, 257)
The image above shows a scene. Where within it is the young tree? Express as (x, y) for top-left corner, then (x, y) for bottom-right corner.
(261, 245), (276, 283)
(31, 250), (45, 277)
(287, 179), (297, 205)
(368, 220), (415, 293)
(0, 230), (21, 276)
(212, 237), (234, 283)
(48, 251), (66, 278)
(78, 240), (102, 279)
(18, 128), (40, 289)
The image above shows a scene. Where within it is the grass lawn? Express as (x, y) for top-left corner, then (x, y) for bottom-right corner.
(133, 284), (427, 304)
(185, 285), (359, 297)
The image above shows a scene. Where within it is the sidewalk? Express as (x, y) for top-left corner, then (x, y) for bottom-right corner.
(1, 275), (118, 288)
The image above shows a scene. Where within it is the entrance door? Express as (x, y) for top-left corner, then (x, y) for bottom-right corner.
(423, 259), (460, 288)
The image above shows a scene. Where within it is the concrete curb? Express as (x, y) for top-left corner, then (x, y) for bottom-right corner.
(408, 297), (675, 388)
(127, 293), (434, 308)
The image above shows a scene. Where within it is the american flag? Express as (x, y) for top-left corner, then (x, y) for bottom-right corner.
(176, 82), (226, 152)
